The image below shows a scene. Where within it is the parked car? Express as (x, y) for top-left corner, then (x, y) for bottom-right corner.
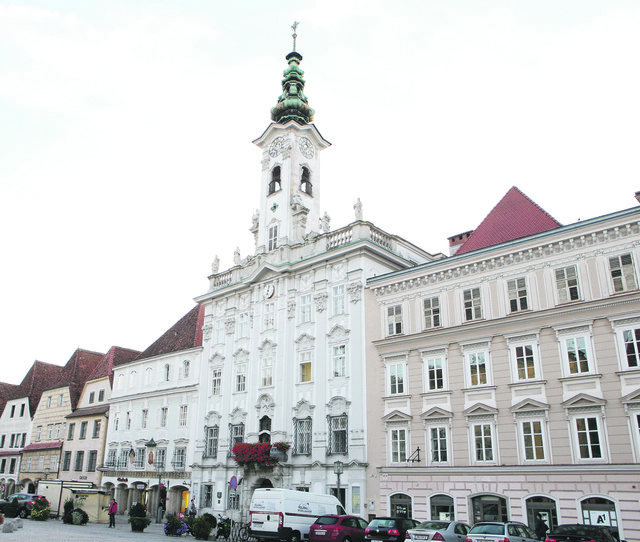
(0, 493), (49, 518)
(365, 517), (420, 542)
(408, 520), (471, 542)
(466, 522), (538, 542)
(545, 524), (620, 542)
(310, 515), (369, 542)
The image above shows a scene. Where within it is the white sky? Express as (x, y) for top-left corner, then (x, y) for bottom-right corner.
(2, 0), (640, 385)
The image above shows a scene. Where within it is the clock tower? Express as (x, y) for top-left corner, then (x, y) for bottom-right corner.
(252, 36), (330, 252)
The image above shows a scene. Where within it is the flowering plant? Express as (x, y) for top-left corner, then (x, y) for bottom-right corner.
(164, 513), (189, 536)
(232, 442), (277, 466)
(272, 441), (291, 452)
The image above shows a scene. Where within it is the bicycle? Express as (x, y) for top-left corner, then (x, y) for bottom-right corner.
(237, 521), (254, 542)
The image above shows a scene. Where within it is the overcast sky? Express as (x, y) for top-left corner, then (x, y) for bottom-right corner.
(2, 0), (639, 385)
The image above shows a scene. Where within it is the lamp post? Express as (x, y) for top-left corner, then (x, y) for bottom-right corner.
(333, 461), (344, 506)
(43, 467), (51, 481)
(146, 438), (165, 523)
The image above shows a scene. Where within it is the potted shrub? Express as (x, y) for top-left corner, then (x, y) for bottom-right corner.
(191, 515), (214, 540)
(163, 513), (189, 536)
(128, 502), (151, 532)
(30, 497), (51, 521)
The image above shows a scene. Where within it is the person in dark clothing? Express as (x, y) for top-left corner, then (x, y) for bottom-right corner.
(534, 513), (548, 540)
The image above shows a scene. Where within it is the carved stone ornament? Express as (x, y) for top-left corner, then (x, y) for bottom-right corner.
(287, 300), (296, 319)
(202, 324), (213, 341)
(256, 394), (275, 416)
(314, 292), (328, 312)
(348, 281), (363, 304)
(224, 318), (236, 334)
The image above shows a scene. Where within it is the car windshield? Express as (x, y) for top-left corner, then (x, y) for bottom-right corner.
(415, 522), (449, 531)
(369, 520), (396, 529)
(316, 517), (340, 526)
(469, 524), (505, 535)
(554, 525), (613, 541)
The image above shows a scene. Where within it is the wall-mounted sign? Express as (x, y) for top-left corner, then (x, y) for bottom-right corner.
(230, 476), (238, 490)
(117, 478), (128, 482)
(137, 484), (146, 490)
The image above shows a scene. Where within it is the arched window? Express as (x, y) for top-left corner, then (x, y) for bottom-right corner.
(259, 416), (271, 443)
(268, 166), (281, 195)
(300, 167), (312, 195)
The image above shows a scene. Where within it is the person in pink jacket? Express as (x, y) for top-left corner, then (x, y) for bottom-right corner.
(108, 498), (118, 528)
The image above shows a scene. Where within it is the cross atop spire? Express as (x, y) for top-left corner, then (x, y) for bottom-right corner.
(291, 21), (299, 52)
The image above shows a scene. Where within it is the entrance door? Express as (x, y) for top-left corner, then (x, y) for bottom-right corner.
(390, 493), (412, 518)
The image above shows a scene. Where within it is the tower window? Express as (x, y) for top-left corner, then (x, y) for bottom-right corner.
(268, 225), (278, 251)
(300, 167), (312, 196)
(269, 166), (282, 195)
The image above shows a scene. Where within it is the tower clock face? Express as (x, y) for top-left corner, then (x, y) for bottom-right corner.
(298, 137), (315, 159)
(263, 284), (275, 299)
(269, 137), (286, 157)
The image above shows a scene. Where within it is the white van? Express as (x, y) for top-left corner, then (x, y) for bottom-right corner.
(249, 488), (346, 542)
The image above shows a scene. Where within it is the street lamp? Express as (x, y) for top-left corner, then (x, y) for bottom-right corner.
(146, 438), (165, 523)
(43, 467), (51, 481)
(333, 461), (344, 506)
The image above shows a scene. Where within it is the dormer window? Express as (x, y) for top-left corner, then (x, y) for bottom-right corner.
(268, 166), (282, 195)
(300, 167), (312, 196)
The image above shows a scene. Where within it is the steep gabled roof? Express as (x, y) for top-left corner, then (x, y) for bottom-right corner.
(455, 186), (562, 255)
(17, 360), (66, 417)
(136, 305), (205, 361)
(88, 346), (141, 386)
(0, 382), (20, 418)
(49, 348), (105, 409)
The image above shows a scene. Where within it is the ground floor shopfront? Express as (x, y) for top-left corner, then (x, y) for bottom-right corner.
(376, 466), (639, 542)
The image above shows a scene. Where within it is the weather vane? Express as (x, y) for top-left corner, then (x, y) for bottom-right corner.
(291, 21), (299, 52)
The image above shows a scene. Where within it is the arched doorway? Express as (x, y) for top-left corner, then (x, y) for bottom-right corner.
(525, 496), (557, 531)
(580, 497), (620, 540)
(430, 494), (455, 520)
(116, 483), (129, 515)
(470, 494), (508, 523)
(389, 493), (412, 518)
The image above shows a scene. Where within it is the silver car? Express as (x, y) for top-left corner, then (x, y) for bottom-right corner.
(466, 522), (538, 542)
(408, 520), (471, 542)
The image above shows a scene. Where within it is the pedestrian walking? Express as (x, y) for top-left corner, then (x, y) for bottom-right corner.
(189, 498), (197, 516)
(534, 513), (548, 540)
(108, 498), (118, 528)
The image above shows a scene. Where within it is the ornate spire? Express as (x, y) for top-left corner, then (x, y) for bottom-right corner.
(270, 22), (315, 125)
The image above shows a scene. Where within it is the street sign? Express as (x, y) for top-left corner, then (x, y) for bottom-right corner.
(230, 476), (238, 490)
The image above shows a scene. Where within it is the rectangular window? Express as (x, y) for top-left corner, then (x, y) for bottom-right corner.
(87, 450), (98, 472)
(0, 459), (5, 473)
(141, 409), (148, 429)
(58, 394), (63, 406)
(134, 448), (145, 468)
(426, 356), (444, 391)
(203, 485), (213, 508)
(515, 344), (537, 380)
(98, 389), (105, 402)
(211, 368), (222, 396)
(213, 320), (225, 344)
(430, 426), (448, 463)
(575, 417), (602, 459)
(10, 405), (15, 418)
(293, 418), (312, 455)
(468, 352), (488, 386)
(36, 426), (42, 442)
(125, 412), (132, 431)
(609, 253), (637, 293)
(47, 396), (52, 408)
(160, 407), (168, 428)
(89, 391), (95, 404)
(9, 458), (16, 474)
(47, 424), (53, 440)
(80, 421), (88, 439)
(555, 265), (580, 303)
(9, 434), (15, 448)
(622, 328), (640, 368)
(237, 312), (249, 338)
(328, 415), (348, 454)
(179, 405), (188, 426)
(93, 419), (101, 438)
(473, 423), (494, 461)
(463, 288), (483, 321)
(20, 433), (26, 447)
(390, 428), (407, 463)
(332, 345), (346, 377)
(0, 435), (4, 448)
(20, 403), (25, 416)
(268, 224), (278, 251)
(423, 297), (441, 329)
(389, 362), (405, 395)
(106, 449), (117, 468)
(54, 423), (61, 439)
(261, 357), (273, 387)
(299, 351), (312, 383)
(566, 336), (590, 374)
(300, 294), (312, 323)
(230, 424), (244, 451)
(50, 454), (58, 472)
(205, 426), (219, 458)
(74, 450), (85, 472)
(117, 449), (128, 468)
(235, 363), (247, 392)
(522, 420), (545, 460)
(507, 277), (529, 312)
(156, 447), (166, 469)
(172, 447), (186, 470)
(264, 302), (275, 330)
(62, 451), (71, 471)
(67, 423), (75, 440)
(387, 305), (403, 335)
(114, 413), (120, 431)
(333, 285), (345, 315)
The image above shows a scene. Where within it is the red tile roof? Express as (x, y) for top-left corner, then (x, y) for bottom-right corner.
(22, 441), (64, 451)
(49, 349), (105, 410)
(136, 305), (205, 361)
(455, 186), (562, 255)
(0, 382), (20, 418)
(88, 346), (141, 387)
(16, 361), (66, 417)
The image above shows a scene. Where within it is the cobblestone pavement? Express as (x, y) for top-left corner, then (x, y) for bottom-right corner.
(0, 517), (169, 541)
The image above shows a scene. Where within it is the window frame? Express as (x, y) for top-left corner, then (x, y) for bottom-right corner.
(235, 362), (247, 392)
(463, 344), (492, 388)
(427, 424), (450, 465)
(471, 421), (496, 464)
(333, 284), (346, 316)
(517, 417), (548, 463)
(261, 356), (273, 387)
(327, 414), (348, 455)
(556, 327), (596, 377)
(298, 350), (312, 383)
(332, 344), (346, 378)
(507, 337), (541, 382)
(300, 294), (312, 323)
(390, 427), (408, 463)
(571, 413), (606, 462)
(423, 296), (441, 329)
(463, 287), (483, 322)
(608, 253), (638, 293)
(386, 357), (407, 396)
(293, 417), (312, 455)
(263, 302), (276, 330)
(204, 425), (219, 458)
(210, 367), (222, 396)
(507, 277), (529, 313)
(387, 304), (403, 336)
(555, 265), (581, 303)
(422, 350), (448, 392)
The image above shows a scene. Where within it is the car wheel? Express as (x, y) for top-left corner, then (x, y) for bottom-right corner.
(344, 537), (352, 542)
(291, 531), (301, 542)
(19, 508), (28, 518)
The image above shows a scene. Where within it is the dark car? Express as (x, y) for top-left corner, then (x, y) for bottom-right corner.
(466, 522), (538, 542)
(545, 524), (620, 542)
(310, 515), (370, 542)
(408, 520), (471, 542)
(365, 517), (420, 542)
(0, 493), (49, 518)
